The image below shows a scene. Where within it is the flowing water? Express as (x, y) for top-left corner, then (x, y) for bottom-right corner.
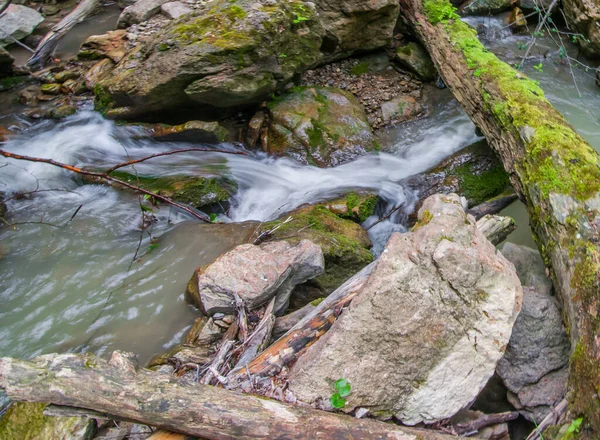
(1, 13), (600, 389)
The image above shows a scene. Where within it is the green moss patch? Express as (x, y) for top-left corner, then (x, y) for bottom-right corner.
(107, 172), (235, 209)
(423, 0), (600, 201)
(260, 204), (373, 293)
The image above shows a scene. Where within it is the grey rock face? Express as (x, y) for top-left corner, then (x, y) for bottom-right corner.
(496, 286), (570, 421)
(160, 1), (192, 19)
(498, 242), (552, 295)
(313, 0), (400, 54)
(187, 239), (324, 316)
(117, 0), (171, 27)
(287, 193), (523, 424)
(0, 5), (44, 47)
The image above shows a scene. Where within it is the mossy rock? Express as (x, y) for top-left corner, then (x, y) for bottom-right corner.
(0, 402), (96, 440)
(405, 139), (511, 214)
(324, 192), (380, 223)
(108, 172), (235, 210)
(259, 204), (373, 294)
(94, 0), (325, 119)
(394, 42), (437, 81)
(265, 87), (379, 167)
(0, 75), (30, 92)
(150, 120), (230, 143)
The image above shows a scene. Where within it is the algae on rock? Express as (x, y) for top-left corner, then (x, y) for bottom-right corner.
(259, 204), (373, 296)
(264, 86), (379, 167)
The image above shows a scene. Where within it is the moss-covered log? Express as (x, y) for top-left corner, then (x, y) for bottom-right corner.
(0, 351), (460, 440)
(399, 0), (600, 434)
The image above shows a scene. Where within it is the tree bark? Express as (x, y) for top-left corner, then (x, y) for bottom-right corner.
(0, 351), (460, 440)
(26, 0), (102, 70)
(399, 0), (600, 433)
(402, 139), (511, 225)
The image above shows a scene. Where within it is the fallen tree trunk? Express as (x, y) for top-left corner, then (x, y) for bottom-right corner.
(26, 0), (101, 70)
(399, 0), (600, 433)
(0, 351), (460, 440)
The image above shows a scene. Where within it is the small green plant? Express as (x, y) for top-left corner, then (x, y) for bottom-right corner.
(533, 63), (543, 72)
(516, 41), (527, 50)
(566, 418), (583, 435)
(330, 378), (351, 409)
(209, 213), (218, 223)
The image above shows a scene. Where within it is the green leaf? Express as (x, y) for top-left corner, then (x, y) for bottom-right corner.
(330, 393), (346, 408)
(567, 417), (583, 434)
(209, 213), (218, 223)
(335, 378), (351, 397)
(148, 243), (159, 252)
(140, 204), (153, 212)
(143, 194), (151, 201)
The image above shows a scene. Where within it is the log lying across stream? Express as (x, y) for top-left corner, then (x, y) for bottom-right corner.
(0, 351), (460, 440)
(399, 0), (600, 433)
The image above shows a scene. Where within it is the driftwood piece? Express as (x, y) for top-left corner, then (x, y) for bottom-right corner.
(467, 192), (518, 220)
(525, 399), (568, 440)
(454, 411), (519, 435)
(273, 302), (316, 339)
(229, 298), (276, 376)
(475, 214), (516, 245)
(200, 321), (238, 386)
(227, 262), (374, 384)
(26, 0), (102, 70)
(400, 0), (600, 430)
(0, 351), (461, 440)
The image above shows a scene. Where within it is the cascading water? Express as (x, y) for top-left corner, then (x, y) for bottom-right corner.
(0, 93), (478, 371)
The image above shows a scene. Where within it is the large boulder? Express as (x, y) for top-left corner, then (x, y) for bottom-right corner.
(563, 0), (600, 57)
(287, 193), (523, 424)
(0, 5), (44, 47)
(95, 0), (325, 119)
(312, 0), (399, 54)
(264, 86), (378, 167)
(185, 239), (324, 315)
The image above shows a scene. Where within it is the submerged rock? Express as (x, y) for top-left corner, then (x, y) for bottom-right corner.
(0, 5), (44, 47)
(0, 402), (96, 440)
(287, 193), (523, 424)
(186, 239), (324, 315)
(264, 87), (378, 167)
(394, 42), (437, 81)
(107, 173), (235, 210)
(149, 120), (229, 143)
